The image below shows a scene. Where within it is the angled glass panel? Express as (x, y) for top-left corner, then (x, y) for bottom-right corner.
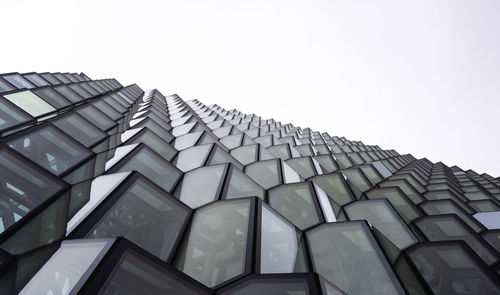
(371, 161), (393, 178)
(174, 144), (212, 172)
(267, 144), (291, 160)
(245, 159), (280, 190)
(311, 173), (354, 206)
(77, 105), (116, 132)
(260, 205), (299, 273)
(2, 74), (34, 89)
(133, 117), (174, 142)
(481, 230), (500, 253)
(224, 167), (265, 200)
(230, 144), (258, 165)
(282, 161), (301, 183)
(286, 157), (316, 180)
(423, 190), (472, 213)
(359, 164), (384, 186)
(52, 113), (107, 148)
(176, 199), (251, 287)
(171, 122), (196, 136)
(379, 179), (424, 204)
(313, 155), (338, 173)
(469, 200), (500, 212)
(345, 200), (418, 262)
(415, 215), (498, 265)
(7, 125), (92, 176)
(32, 87), (72, 109)
(54, 85), (83, 103)
(179, 165), (226, 208)
(207, 145), (244, 170)
(83, 177), (190, 260)
(98, 248), (206, 294)
(2, 90), (55, 117)
(268, 183), (320, 230)
(0, 191), (68, 255)
(218, 277), (310, 295)
(220, 134), (243, 149)
(110, 146), (182, 193)
(0, 77), (15, 93)
(341, 168), (372, 199)
(125, 129), (177, 161)
(420, 200), (485, 233)
(173, 131), (203, 150)
(306, 222), (405, 295)
(407, 243), (500, 295)
(365, 187), (422, 223)
(334, 153), (353, 169)
(0, 148), (65, 234)
(91, 100), (122, 121)
(473, 211), (500, 230)
(20, 239), (112, 295)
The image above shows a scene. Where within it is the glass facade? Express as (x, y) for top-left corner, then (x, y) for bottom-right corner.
(0, 71), (498, 294)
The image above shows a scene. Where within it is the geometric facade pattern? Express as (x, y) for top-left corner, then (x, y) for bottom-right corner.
(0, 71), (499, 294)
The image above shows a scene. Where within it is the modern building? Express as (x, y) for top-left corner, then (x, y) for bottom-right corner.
(0, 71), (499, 294)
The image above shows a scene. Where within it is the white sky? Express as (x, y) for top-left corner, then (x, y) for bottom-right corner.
(1, 0), (499, 177)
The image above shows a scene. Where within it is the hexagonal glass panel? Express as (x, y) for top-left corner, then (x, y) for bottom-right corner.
(176, 199), (252, 287)
(306, 222), (405, 295)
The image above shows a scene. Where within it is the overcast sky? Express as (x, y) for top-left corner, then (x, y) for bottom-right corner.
(1, 0), (499, 176)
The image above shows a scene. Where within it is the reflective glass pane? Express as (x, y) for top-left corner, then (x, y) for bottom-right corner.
(180, 165), (226, 208)
(3, 91), (55, 117)
(7, 125), (92, 176)
(245, 160), (280, 190)
(176, 200), (251, 287)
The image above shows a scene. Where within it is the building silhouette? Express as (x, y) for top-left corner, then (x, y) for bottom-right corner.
(0, 71), (499, 294)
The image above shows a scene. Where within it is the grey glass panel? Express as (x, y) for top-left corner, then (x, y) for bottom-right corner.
(0, 149), (65, 234)
(224, 167), (265, 200)
(359, 165), (384, 186)
(365, 188), (422, 223)
(311, 173), (354, 206)
(54, 85), (83, 103)
(176, 200), (251, 287)
(420, 200), (484, 233)
(174, 144), (212, 172)
(86, 177), (189, 260)
(3, 74), (34, 89)
(473, 211), (500, 230)
(481, 230), (500, 253)
(7, 125), (92, 176)
(268, 183), (320, 230)
(307, 222), (405, 295)
(134, 118), (174, 142)
(219, 278), (309, 295)
(52, 113), (107, 147)
(286, 157), (316, 179)
(77, 105), (116, 131)
(0, 192), (68, 255)
(220, 134), (243, 149)
(0, 97), (32, 131)
(415, 215), (498, 265)
(92, 100), (122, 120)
(230, 144), (258, 165)
(371, 161), (393, 178)
(260, 205), (299, 273)
(126, 129), (177, 161)
(180, 165), (225, 208)
(208, 146), (244, 170)
(408, 243), (500, 295)
(379, 179), (424, 204)
(113, 147), (182, 193)
(19, 240), (110, 295)
(32, 88), (71, 109)
(245, 160), (280, 190)
(173, 131), (203, 150)
(24, 74), (49, 87)
(345, 200), (418, 262)
(469, 200), (500, 212)
(267, 144), (291, 160)
(3, 91), (55, 117)
(99, 249), (203, 295)
(0, 78), (15, 92)
(341, 168), (372, 199)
